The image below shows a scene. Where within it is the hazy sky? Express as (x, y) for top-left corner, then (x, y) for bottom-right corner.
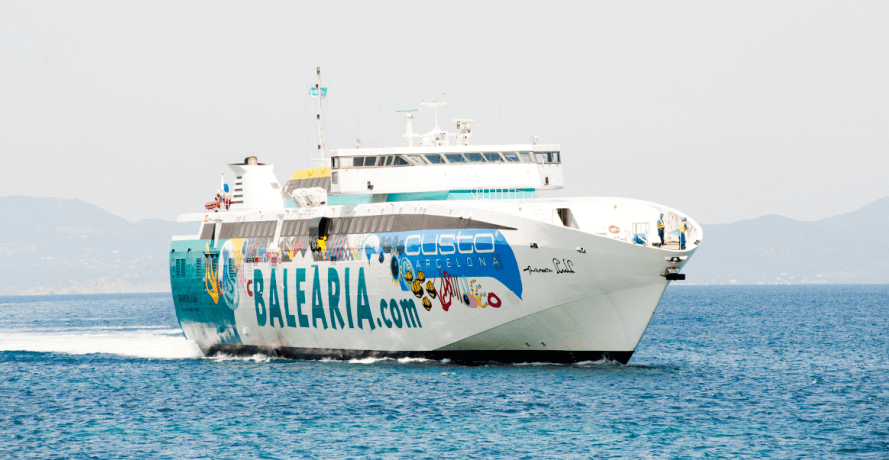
(1, 1), (887, 224)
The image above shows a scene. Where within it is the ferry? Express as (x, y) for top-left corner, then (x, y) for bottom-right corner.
(170, 69), (702, 364)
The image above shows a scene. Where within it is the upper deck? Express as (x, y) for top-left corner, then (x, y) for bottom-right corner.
(328, 144), (563, 195)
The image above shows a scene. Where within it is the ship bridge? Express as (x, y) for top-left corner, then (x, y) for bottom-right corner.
(328, 97), (562, 198)
(329, 144), (563, 196)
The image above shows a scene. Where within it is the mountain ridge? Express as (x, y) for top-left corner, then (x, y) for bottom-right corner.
(0, 195), (197, 295)
(683, 197), (889, 284)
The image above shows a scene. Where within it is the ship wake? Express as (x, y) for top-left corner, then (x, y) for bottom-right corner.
(0, 328), (203, 360)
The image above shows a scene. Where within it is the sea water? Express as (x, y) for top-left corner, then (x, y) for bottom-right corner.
(1, 286), (887, 458)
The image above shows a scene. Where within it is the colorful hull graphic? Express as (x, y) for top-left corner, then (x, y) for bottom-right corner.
(171, 212), (686, 365)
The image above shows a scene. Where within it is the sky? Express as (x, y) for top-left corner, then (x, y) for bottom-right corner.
(1, 1), (887, 224)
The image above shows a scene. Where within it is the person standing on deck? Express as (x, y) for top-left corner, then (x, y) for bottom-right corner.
(657, 214), (665, 246)
(680, 218), (688, 250)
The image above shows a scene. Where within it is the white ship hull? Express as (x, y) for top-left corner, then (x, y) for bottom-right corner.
(172, 198), (699, 364)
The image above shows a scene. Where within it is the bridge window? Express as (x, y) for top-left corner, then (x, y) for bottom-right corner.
(483, 152), (503, 162)
(407, 155), (427, 165)
(503, 152), (520, 162)
(352, 157), (364, 167)
(444, 153), (465, 163)
(518, 152), (532, 162)
(535, 152), (560, 163)
(424, 154), (444, 164)
(393, 156), (411, 166)
(464, 153), (485, 163)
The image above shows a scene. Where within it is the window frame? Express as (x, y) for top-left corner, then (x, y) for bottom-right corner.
(444, 153), (466, 163)
(482, 152), (504, 163)
(464, 152), (486, 163)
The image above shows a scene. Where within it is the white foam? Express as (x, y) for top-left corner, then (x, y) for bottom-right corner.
(0, 329), (203, 360)
(209, 353), (271, 363)
(346, 357), (393, 364)
(396, 357), (431, 363)
(513, 362), (565, 366)
(574, 358), (620, 366)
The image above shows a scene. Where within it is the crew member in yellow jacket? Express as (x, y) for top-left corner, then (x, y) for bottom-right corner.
(680, 218), (688, 250)
(657, 214), (665, 246)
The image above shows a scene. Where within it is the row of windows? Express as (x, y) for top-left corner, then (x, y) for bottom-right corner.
(332, 151), (560, 169)
(284, 177), (331, 193)
(207, 214), (514, 241)
(280, 220), (312, 237)
(217, 221), (276, 239)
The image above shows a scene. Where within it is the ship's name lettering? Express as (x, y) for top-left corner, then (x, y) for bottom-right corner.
(553, 258), (576, 274)
(176, 293), (199, 303)
(523, 266), (552, 275)
(252, 266), (422, 331)
(522, 258), (576, 275)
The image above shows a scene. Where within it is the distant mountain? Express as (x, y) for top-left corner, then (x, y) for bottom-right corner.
(0, 196), (197, 295)
(682, 197), (889, 284)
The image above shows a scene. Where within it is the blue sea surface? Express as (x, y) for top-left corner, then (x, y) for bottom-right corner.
(1, 286), (887, 458)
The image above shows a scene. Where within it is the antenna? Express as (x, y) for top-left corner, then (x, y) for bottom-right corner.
(311, 67), (327, 159)
(420, 94), (447, 133)
(396, 108), (420, 147)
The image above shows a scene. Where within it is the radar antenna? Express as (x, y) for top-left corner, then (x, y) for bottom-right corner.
(420, 93), (447, 133)
(396, 109), (420, 147)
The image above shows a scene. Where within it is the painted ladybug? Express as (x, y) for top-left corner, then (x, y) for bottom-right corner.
(425, 281), (437, 299)
(411, 280), (423, 298)
(422, 297), (432, 311)
(416, 270), (425, 283)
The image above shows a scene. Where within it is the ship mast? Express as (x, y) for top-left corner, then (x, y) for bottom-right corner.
(313, 67), (326, 159)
